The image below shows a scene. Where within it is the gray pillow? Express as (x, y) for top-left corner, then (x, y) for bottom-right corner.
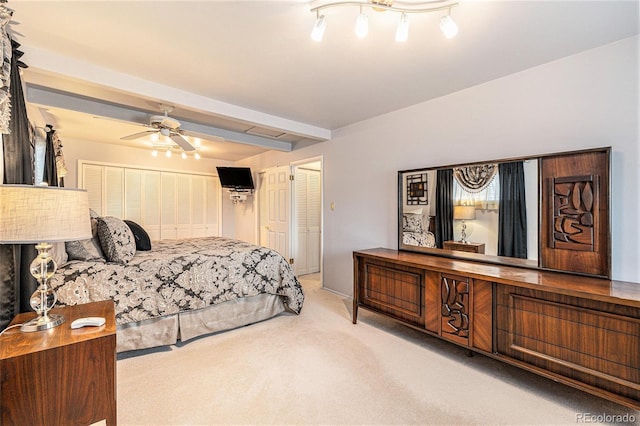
(96, 216), (136, 264)
(65, 238), (105, 262)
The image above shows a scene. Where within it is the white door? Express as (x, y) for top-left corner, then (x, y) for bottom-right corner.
(294, 167), (321, 275)
(264, 165), (291, 260)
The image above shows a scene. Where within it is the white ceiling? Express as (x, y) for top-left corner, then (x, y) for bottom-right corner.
(6, 1), (639, 161)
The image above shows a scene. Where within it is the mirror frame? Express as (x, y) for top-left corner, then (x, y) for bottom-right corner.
(398, 147), (611, 278)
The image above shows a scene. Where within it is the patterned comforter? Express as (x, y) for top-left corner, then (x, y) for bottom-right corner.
(50, 237), (304, 325)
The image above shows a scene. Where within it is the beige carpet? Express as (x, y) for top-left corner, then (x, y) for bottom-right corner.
(117, 274), (639, 425)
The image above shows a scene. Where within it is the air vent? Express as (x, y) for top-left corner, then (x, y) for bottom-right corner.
(245, 126), (288, 139)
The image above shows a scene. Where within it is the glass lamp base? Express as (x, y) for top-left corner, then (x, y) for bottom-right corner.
(20, 313), (65, 332)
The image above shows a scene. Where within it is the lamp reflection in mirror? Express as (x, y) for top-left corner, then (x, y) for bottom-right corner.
(453, 205), (476, 244)
(0, 185), (91, 332)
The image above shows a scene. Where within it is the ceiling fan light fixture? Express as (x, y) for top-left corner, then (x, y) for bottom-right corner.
(151, 149), (158, 157)
(165, 149), (172, 158)
(395, 12), (409, 42)
(440, 14), (458, 38)
(181, 152), (187, 160)
(194, 152), (201, 160)
(311, 14), (327, 42)
(355, 8), (368, 38)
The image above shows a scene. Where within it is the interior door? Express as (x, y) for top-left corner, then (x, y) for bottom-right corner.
(294, 167), (321, 275)
(264, 165), (291, 260)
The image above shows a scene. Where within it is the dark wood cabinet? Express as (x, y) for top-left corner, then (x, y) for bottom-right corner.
(353, 248), (640, 409)
(0, 300), (117, 426)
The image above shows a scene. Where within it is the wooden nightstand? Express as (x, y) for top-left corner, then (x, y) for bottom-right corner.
(443, 240), (486, 254)
(0, 300), (117, 426)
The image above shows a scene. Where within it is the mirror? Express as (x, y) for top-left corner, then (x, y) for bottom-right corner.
(398, 148), (611, 277)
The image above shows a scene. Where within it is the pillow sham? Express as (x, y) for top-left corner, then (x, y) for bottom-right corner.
(402, 213), (424, 233)
(96, 216), (136, 264)
(124, 220), (152, 251)
(65, 238), (105, 262)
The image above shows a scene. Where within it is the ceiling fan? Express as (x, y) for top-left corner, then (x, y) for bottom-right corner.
(120, 106), (196, 152)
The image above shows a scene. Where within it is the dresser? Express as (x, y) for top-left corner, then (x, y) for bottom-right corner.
(443, 240), (485, 254)
(353, 248), (640, 409)
(0, 300), (117, 426)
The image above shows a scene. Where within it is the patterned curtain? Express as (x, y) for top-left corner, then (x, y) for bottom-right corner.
(435, 169), (454, 248)
(0, 38), (37, 330)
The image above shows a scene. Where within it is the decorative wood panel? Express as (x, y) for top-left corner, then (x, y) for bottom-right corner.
(540, 149), (610, 277)
(440, 274), (470, 346)
(496, 286), (640, 403)
(359, 259), (425, 327)
(472, 279), (493, 353)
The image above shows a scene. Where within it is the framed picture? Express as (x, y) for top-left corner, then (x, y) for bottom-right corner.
(406, 173), (428, 205)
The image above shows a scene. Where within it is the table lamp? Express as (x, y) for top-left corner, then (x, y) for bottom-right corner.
(453, 205), (476, 244)
(0, 185), (91, 332)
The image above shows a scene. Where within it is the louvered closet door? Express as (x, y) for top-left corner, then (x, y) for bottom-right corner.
(307, 169), (321, 273)
(295, 170), (309, 275)
(82, 164), (104, 214)
(176, 174), (192, 239)
(161, 173), (177, 240)
(143, 171), (161, 241)
(124, 169), (142, 223)
(205, 176), (220, 237)
(104, 167), (124, 218)
(191, 175), (207, 238)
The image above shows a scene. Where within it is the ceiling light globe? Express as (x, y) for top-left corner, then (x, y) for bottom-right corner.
(165, 149), (172, 158)
(181, 152), (187, 160)
(194, 152), (201, 160)
(151, 149), (158, 157)
(395, 13), (409, 43)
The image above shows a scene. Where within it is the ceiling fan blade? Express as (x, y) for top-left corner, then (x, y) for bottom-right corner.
(121, 130), (158, 140)
(170, 133), (196, 151)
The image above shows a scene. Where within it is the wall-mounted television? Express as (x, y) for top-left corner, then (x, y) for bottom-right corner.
(216, 167), (255, 191)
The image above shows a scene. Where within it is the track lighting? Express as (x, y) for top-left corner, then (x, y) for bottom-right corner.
(440, 14), (458, 39)
(310, 1), (458, 42)
(355, 7), (368, 38)
(395, 12), (409, 42)
(311, 13), (327, 42)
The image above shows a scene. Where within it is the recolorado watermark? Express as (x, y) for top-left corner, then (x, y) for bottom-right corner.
(576, 412), (636, 424)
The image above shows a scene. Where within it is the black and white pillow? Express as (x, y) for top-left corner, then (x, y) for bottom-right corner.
(124, 220), (152, 251)
(65, 238), (105, 262)
(96, 216), (136, 264)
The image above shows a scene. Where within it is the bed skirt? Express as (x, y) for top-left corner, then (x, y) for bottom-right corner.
(116, 294), (286, 352)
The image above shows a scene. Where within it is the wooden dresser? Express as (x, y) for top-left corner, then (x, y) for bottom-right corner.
(0, 300), (117, 425)
(353, 248), (640, 409)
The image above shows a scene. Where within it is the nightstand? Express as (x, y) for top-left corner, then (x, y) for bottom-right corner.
(443, 240), (486, 254)
(0, 300), (117, 426)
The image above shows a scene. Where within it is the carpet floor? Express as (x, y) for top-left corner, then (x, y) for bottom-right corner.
(117, 274), (639, 425)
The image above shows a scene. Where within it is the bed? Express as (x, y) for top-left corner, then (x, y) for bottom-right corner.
(50, 219), (304, 353)
(401, 209), (436, 248)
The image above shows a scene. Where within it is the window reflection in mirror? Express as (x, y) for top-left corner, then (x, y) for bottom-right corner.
(399, 159), (539, 261)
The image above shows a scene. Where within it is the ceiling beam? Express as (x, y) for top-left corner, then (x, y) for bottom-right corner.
(26, 85), (294, 152)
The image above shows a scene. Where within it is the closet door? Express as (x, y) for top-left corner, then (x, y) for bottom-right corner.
(295, 170), (309, 275)
(82, 164), (104, 214)
(176, 174), (192, 239)
(161, 173), (177, 240)
(205, 177), (221, 237)
(307, 169), (321, 273)
(124, 169), (142, 223)
(104, 167), (124, 218)
(191, 175), (207, 238)
(142, 171), (161, 241)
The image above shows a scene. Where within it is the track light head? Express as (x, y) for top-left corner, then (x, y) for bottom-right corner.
(440, 15), (458, 38)
(311, 14), (327, 42)
(395, 13), (409, 42)
(355, 11), (368, 39)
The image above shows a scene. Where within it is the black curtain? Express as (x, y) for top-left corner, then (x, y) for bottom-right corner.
(498, 161), (527, 258)
(0, 39), (36, 330)
(43, 126), (58, 186)
(435, 169), (454, 248)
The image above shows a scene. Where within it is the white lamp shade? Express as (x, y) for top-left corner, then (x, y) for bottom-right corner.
(0, 185), (92, 243)
(453, 205), (476, 220)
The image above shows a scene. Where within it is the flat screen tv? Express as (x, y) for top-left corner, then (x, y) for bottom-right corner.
(216, 167), (255, 190)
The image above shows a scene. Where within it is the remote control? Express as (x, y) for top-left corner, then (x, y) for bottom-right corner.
(71, 317), (106, 329)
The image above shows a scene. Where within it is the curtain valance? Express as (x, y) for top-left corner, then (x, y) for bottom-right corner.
(453, 163), (498, 193)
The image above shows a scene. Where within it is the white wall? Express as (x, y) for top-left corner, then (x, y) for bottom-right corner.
(240, 36), (638, 295)
(60, 138), (237, 237)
